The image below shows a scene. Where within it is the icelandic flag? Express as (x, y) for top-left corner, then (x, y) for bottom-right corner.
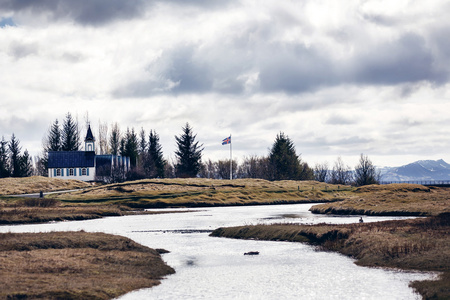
(222, 136), (231, 145)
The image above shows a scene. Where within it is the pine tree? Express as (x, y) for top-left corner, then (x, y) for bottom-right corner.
(268, 132), (302, 180)
(20, 149), (34, 177)
(61, 113), (80, 151)
(174, 123), (204, 178)
(123, 128), (138, 167)
(139, 128), (147, 154)
(109, 122), (121, 155)
(0, 136), (10, 177)
(46, 119), (61, 151)
(148, 130), (166, 178)
(9, 134), (22, 177)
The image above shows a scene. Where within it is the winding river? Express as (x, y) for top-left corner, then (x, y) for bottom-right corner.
(0, 204), (434, 299)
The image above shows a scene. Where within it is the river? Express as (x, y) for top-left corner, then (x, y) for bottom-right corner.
(0, 204), (434, 299)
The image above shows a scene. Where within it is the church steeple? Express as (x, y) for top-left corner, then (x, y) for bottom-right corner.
(85, 125), (95, 152)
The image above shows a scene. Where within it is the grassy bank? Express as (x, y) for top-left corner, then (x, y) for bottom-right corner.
(0, 231), (174, 299)
(44, 178), (350, 208)
(0, 197), (182, 225)
(310, 184), (450, 217)
(0, 176), (91, 195)
(211, 214), (450, 299)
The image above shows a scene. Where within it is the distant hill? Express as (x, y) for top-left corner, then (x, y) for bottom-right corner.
(380, 159), (450, 182)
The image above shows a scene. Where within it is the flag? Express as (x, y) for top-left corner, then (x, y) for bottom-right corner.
(222, 136), (231, 145)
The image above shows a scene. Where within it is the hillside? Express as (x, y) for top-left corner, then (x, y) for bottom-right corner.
(0, 176), (91, 196)
(380, 159), (450, 182)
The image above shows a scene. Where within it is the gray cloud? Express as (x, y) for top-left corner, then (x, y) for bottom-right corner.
(326, 114), (356, 126)
(115, 30), (450, 98)
(351, 33), (447, 85)
(8, 40), (39, 59)
(0, 0), (233, 26)
(0, 0), (147, 26)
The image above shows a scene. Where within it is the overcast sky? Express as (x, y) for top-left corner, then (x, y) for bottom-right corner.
(1, 0), (449, 168)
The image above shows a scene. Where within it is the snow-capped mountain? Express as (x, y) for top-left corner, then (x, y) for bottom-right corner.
(380, 159), (450, 182)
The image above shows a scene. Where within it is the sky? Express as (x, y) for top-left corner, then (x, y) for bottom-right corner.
(1, 0), (450, 168)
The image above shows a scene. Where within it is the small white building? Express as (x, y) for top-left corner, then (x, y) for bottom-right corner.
(48, 125), (130, 182)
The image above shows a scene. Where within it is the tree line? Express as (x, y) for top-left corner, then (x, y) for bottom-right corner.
(1, 112), (380, 186)
(0, 134), (33, 178)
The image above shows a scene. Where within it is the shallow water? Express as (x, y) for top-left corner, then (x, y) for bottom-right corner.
(0, 204), (434, 299)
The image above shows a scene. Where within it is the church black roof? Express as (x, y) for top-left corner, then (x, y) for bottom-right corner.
(48, 151), (95, 168)
(85, 125), (95, 141)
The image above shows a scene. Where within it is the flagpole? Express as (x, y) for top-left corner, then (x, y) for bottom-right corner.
(229, 134), (232, 180)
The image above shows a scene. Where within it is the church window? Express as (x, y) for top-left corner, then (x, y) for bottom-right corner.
(82, 168), (87, 176)
(56, 169), (61, 176)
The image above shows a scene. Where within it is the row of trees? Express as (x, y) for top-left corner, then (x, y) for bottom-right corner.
(0, 134), (33, 178)
(313, 155), (380, 185)
(1, 112), (379, 186)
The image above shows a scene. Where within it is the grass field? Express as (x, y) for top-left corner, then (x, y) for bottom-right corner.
(310, 184), (450, 216)
(0, 176), (91, 195)
(37, 177), (354, 207)
(0, 231), (174, 299)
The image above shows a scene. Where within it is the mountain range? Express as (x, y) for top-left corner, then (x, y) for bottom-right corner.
(379, 159), (450, 182)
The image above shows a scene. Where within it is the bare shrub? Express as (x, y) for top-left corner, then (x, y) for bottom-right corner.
(20, 198), (60, 207)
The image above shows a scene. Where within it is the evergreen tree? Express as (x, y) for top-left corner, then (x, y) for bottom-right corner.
(139, 128), (147, 154)
(268, 132), (302, 180)
(174, 123), (204, 178)
(20, 149), (34, 177)
(46, 119), (61, 151)
(123, 128), (139, 167)
(61, 113), (80, 151)
(109, 122), (121, 155)
(0, 136), (10, 177)
(9, 134), (22, 177)
(148, 130), (166, 178)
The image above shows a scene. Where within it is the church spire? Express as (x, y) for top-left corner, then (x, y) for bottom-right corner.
(85, 125), (95, 152)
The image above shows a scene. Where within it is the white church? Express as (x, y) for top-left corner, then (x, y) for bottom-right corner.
(47, 125), (130, 182)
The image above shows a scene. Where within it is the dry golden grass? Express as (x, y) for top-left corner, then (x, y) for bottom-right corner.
(310, 184), (450, 216)
(211, 213), (450, 299)
(0, 176), (91, 195)
(45, 178), (350, 208)
(0, 200), (185, 225)
(0, 231), (174, 299)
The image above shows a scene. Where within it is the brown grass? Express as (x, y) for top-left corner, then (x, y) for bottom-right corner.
(0, 231), (174, 299)
(0, 198), (184, 225)
(0, 176), (91, 195)
(45, 178), (350, 207)
(211, 213), (450, 299)
(310, 184), (450, 216)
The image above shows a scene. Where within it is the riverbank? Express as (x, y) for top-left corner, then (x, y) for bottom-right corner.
(310, 184), (450, 216)
(0, 197), (186, 225)
(211, 213), (450, 299)
(0, 231), (174, 299)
